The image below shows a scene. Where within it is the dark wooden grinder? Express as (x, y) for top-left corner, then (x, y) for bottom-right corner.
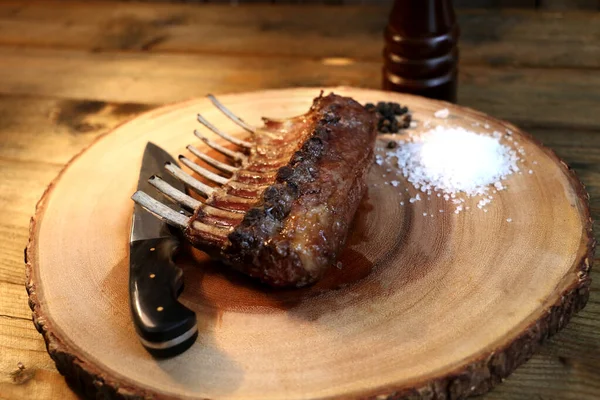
(383, 0), (459, 102)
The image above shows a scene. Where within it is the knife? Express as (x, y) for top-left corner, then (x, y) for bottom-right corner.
(129, 142), (197, 357)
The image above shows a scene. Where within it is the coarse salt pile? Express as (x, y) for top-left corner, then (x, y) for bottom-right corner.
(386, 126), (520, 199)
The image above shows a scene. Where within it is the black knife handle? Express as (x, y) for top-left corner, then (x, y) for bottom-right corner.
(129, 237), (197, 358)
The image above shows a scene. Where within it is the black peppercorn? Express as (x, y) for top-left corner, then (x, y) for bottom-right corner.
(365, 101), (411, 134)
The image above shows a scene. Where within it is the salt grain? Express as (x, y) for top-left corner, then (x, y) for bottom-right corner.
(386, 126), (518, 198)
(380, 124), (526, 214)
(434, 108), (450, 119)
(478, 198), (492, 209)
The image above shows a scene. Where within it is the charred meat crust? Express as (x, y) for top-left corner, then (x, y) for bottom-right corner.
(226, 94), (377, 287)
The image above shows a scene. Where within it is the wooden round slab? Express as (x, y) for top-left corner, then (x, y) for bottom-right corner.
(26, 87), (593, 400)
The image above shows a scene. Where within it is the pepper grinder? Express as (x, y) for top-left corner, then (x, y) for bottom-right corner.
(383, 0), (459, 103)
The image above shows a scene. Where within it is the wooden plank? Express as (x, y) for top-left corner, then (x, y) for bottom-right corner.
(0, 281), (32, 321)
(539, 0), (599, 9)
(0, 1), (390, 58)
(457, 10), (600, 69)
(0, 159), (62, 286)
(0, 44), (381, 103)
(0, 94), (153, 165)
(457, 64), (600, 130)
(0, 46), (598, 129)
(54, 0), (540, 6)
(0, 2), (599, 68)
(530, 128), (600, 215)
(87, 0), (597, 8)
(0, 313), (78, 400)
(530, 127), (600, 165)
(454, 0), (537, 7)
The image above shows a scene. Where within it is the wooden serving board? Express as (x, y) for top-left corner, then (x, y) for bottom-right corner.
(26, 87), (593, 400)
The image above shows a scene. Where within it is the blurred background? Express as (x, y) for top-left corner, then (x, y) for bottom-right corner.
(112, 0), (600, 8)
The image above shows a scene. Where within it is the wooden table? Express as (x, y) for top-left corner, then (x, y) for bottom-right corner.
(0, 1), (599, 398)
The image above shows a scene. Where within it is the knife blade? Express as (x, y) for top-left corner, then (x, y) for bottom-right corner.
(129, 142), (197, 357)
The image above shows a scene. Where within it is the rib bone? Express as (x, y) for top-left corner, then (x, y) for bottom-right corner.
(179, 155), (229, 185)
(165, 162), (215, 197)
(194, 130), (246, 162)
(131, 191), (189, 230)
(208, 94), (256, 134)
(187, 145), (237, 174)
(197, 114), (252, 148)
(148, 175), (201, 210)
